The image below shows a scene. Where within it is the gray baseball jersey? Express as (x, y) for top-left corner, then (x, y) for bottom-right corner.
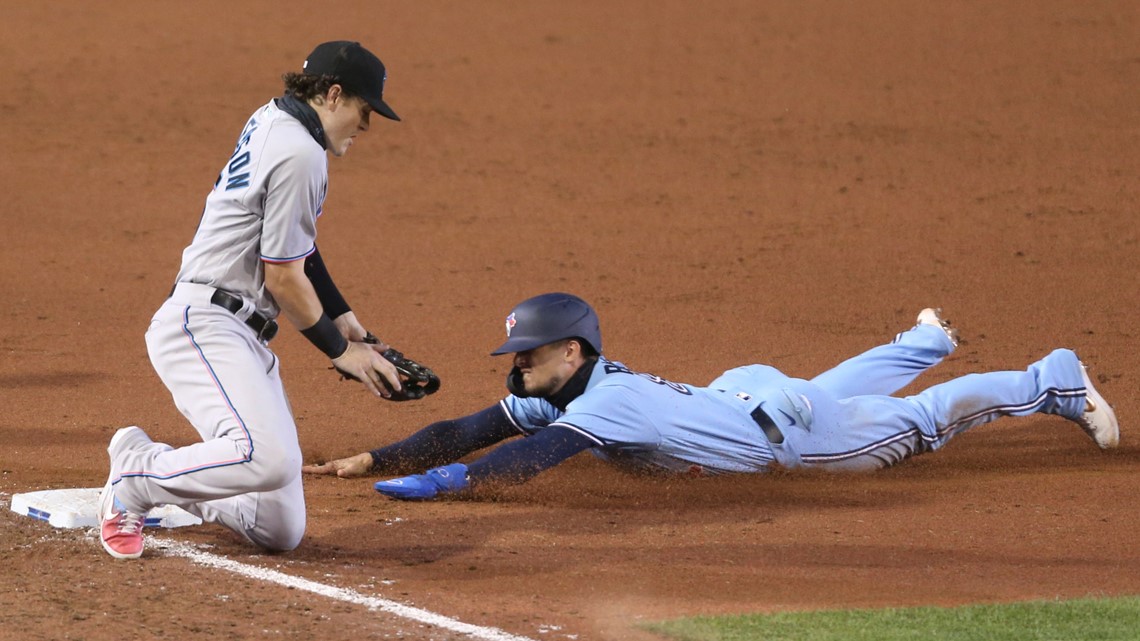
(176, 99), (326, 319)
(113, 98), (329, 551)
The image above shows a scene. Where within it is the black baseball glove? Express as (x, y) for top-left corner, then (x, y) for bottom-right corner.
(361, 333), (441, 401)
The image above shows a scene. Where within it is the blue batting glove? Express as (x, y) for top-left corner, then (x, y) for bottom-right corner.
(374, 463), (470, 501)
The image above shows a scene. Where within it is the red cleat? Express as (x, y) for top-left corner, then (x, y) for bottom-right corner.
(98, 481), (145, 559)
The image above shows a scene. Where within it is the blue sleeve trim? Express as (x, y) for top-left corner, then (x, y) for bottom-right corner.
(261, 244), (317, 264)
(498, 399), (532, 435)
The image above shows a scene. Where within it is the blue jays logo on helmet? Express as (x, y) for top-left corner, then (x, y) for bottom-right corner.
(490, 293), (602, 355)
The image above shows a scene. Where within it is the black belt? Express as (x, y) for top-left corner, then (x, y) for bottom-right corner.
(750, 406), (785, 444)
(210, 289), (279, 343)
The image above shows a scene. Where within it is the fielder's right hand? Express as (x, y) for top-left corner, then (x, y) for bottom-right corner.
(331, 341), (403, 398)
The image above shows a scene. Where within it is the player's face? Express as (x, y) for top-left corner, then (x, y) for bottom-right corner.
(513, 340), (579, 397)
(323, 92), (372, 157)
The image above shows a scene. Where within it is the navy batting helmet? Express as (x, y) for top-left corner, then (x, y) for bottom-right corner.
(490, 293), (602, 356)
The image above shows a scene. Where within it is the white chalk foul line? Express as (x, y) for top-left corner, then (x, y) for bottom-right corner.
(151, 537), (537, 641)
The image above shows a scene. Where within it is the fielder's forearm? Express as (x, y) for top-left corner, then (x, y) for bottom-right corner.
(264, 259), (324, 329)
(267, 258), (351, 359)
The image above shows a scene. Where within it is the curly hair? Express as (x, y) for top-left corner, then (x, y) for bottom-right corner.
(281, 72), (360, 102)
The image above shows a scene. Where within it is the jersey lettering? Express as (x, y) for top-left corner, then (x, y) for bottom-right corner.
(219, 118), (260, 192)
(225, 151), (252, 190)
(602, 362), (692, 395)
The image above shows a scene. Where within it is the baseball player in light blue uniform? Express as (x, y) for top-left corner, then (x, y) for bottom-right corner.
(304, 293), (1119, 498)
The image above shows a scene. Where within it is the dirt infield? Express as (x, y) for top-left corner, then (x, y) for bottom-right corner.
(2, 2), (1138, 640)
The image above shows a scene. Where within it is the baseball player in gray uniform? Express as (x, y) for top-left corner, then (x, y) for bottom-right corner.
(305, 293), (1119, 500)
(98, 41), (406, 559)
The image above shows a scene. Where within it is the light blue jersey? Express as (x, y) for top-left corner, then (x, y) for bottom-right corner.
(504, 357), (778, 474)
(500, 323), (1090, 475)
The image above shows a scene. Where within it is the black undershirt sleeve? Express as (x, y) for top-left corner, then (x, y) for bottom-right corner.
(303, 245), (351, 319)
(369, 405), (519, 474)
(465, 425), (595, 485)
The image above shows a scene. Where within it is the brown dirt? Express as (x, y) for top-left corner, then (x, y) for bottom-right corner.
(2, 2), (1138, 640)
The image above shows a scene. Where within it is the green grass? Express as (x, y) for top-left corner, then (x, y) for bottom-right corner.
(644, 596), (1140, 641)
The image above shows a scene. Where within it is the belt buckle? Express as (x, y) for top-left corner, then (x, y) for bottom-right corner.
(258, 319), (279, 343)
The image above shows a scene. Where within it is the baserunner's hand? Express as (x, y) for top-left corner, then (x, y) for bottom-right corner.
(302, 452), (374, 478)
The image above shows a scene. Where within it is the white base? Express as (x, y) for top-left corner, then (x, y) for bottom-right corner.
(10, 488), (202, 529)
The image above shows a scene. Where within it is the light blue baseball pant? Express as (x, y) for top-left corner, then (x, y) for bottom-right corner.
(712, 323), (1088, 471)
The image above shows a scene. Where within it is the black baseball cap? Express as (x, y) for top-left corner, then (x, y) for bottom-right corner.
(303, 41), (400, 121)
